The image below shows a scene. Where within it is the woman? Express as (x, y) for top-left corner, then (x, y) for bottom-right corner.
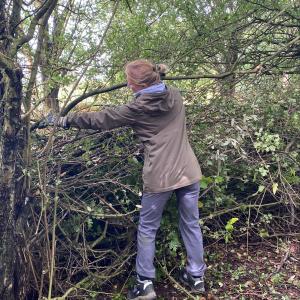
(42, 59), (207, 300)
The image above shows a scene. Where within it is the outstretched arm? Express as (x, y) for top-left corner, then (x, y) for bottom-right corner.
(38, 102), (140, 130)
(64, 104), (137, 130)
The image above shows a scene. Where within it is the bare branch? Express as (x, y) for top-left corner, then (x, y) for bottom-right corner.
(24, 1), (59, 112)
(10, 0), (58, 57)
(61, 0), (120, 112)
(9, 0), (22, 37)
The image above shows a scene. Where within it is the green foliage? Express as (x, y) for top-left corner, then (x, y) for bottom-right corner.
(167, 231), (181, 256)
(225, 217), (239, 243)
(254, 130), (282, 153)
(271, 273), (285, 286)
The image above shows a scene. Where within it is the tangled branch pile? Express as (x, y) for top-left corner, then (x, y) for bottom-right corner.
(23, 72), (299, 299)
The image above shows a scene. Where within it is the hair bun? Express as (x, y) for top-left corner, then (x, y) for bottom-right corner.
(156, 63), (168, 77)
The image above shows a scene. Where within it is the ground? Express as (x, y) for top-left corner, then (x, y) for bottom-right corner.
(110, 238), (300, 300)
(155, 239), (300, 300)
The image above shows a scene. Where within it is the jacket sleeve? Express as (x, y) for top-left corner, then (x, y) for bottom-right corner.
(64, 103), (140, 130)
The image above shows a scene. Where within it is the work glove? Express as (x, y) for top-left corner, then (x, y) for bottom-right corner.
(38, 113), (68, 129)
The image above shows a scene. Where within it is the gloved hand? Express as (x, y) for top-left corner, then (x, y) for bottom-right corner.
(38, 113), (68, 129)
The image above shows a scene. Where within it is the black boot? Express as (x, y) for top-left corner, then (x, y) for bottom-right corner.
(179, 269), (205, 294)
(127, 275), (157, 300)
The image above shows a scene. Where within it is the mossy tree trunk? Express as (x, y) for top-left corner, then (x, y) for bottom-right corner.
(0, 67), (24, 299)
(0, 1), (58, 298)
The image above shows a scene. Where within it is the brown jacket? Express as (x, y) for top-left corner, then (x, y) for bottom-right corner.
(65, 86), (202, 192)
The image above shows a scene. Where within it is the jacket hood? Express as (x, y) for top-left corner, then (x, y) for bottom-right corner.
(135, 86), (176, 115)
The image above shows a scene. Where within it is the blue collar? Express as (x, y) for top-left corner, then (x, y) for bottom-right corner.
(134, 82), (166, 97)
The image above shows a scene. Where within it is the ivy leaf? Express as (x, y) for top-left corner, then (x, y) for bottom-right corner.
(200, 180), (208, 189)
(169, 238), (180, 253)
(225, 217), (239, 232)
(228, 217), (239, 225)
(215, 176), (224, 184)
(200, 176), (213, 189)
(259, 229), (269, 238)
(168, 232), (180, 255)
(252, 185), (265, 196)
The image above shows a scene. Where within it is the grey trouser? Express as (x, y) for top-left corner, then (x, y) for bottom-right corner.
(136, 182), (207, 279)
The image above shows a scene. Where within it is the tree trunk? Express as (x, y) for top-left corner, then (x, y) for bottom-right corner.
(0, 67), (25, 300)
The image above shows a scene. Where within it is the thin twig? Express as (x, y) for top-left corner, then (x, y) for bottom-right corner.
(47, 164), (61, 299)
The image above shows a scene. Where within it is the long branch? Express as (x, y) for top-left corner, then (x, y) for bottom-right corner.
(30, 68), (297, 132)
(58, 71), (234, 116)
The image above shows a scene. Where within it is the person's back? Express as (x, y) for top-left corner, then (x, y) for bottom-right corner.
(131, 86), (202, 192)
